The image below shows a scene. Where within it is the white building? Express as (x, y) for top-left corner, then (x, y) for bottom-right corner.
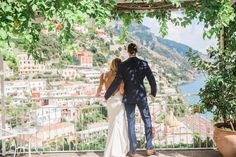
(24, 122), (75, 148)
(77, 69), (100, 83)
(4, 80), (29, 97)
(73, 25), (88, 34)
(17, 52), (46, 75)
(61, 68), (77, 80)
(29, 79), (47, 91)
(110, 44), (123, 52)
(77, 124), (108, 143)
(154, 122), (194, 146)
(4, 80), (47, 97)
(163, 87), (176, 94)
(37, 122), (75, 141)
(33, 105), (62, 126)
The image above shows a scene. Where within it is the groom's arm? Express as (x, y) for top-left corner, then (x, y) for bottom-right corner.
(104, 64), (123, 100)
(146, 63), (157, 97)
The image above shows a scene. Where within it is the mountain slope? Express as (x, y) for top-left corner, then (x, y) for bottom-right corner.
(110, 23), (199, 82)
(157, 37), (196, 56)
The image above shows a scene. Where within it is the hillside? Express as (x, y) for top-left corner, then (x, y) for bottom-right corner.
(16, 22), (198, 83)
(108, 23), (199, 82)
(66, 22), (199, 82)
(157, 37), (196, 56)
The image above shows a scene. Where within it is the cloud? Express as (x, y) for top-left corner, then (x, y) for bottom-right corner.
(142, 17), (217, 54)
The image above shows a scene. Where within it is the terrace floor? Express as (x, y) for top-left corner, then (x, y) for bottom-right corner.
(6, 150), (222, 157)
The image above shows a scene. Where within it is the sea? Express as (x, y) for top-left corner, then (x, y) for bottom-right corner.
(177, 74), (213, 120)
(177, 74), (206, 104)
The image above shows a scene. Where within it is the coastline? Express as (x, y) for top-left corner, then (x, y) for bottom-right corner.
(176, 73), (206, 105)
(177, 73), (205, 87)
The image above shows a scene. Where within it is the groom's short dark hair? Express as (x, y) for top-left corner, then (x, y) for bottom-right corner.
(128, 43), (137, 54)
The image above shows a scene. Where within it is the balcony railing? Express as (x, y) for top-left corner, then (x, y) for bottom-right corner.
(0, 93), (215, 156)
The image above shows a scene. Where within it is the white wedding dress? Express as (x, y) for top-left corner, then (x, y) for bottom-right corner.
(104, 92), (129, 157)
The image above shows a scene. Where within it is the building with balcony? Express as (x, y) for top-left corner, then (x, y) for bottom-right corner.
(18, 122), (75, 148)
(18, 53), (46, 75)
(77, 69), (101, 83)
(61, 68), (77, 80)
(33, 105), (62, 126)
(30, 79), (47, 91)
(4, 81), (29, 101)
(73, 51), (93, 67)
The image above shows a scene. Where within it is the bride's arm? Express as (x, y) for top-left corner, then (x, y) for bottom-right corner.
(119, 81), (124, 95)
(96, 74), (104, 97)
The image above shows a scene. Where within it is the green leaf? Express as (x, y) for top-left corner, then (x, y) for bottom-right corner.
(32, 4), (38, 11)
(1, 2), (7, 10)
(0, 28), (8, 40)
(7, 16), (14, 21)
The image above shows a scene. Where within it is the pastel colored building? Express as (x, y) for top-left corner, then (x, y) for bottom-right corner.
(73, 51), (93, 67)
(18, 53), (46, 74)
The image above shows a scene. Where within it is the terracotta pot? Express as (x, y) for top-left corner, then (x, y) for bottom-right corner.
(214, 123), (236, 157)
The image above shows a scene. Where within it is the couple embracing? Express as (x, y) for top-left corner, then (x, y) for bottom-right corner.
(96, 43), (157, 157)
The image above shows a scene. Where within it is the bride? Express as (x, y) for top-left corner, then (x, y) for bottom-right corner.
(96, 58), (129, 157)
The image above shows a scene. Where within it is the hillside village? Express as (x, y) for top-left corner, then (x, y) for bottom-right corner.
(2, 22), (192, 104)
(0, 22), (212, 150)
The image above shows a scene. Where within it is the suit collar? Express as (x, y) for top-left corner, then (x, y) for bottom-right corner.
(129, 56), (137, 59)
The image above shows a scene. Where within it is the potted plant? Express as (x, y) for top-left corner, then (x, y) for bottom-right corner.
(188, 48), (236, 157)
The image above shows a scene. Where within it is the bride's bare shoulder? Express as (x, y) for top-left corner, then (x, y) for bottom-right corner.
(101, 71), (111, 81)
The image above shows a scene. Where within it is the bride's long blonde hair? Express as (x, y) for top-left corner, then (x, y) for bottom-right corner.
(110, 58), (122, 75)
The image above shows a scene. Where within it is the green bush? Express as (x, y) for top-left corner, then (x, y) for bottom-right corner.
(188, 48), (236, 128)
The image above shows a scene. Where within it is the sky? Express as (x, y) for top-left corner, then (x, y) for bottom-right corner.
(142, 16), (218, 54)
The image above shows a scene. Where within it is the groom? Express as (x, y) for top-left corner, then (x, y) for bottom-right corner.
(105, 43), (157, 156)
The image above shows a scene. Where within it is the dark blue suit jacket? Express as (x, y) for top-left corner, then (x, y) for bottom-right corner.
(105, 57), (157, 104)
